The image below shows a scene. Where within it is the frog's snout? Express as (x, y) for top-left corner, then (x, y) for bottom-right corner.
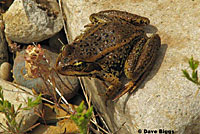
(55, 53), (63, 70)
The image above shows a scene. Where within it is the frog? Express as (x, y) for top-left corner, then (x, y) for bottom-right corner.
(55, 10), (161, 100)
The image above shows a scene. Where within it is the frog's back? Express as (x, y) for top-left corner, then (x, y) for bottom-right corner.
(72, 20), (144, 61)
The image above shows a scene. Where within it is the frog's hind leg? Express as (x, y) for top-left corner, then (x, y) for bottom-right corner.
(113, 34), (161, 100)
(90, 10), (150, 26)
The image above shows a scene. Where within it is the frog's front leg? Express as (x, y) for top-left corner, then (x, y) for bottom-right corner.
(114, 34), (161, 100)
(94, 71), (122, 100)
(89, 10), (150, 26)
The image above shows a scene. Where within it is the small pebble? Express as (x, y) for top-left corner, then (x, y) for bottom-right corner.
(0, 62), (12, 81)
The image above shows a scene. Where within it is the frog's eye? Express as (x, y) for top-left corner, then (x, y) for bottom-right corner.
(73, 61), (83, 66)
(73, 61), (87, 71)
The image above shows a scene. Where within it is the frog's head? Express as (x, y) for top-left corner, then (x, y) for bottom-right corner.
(56, 45), (96, 76)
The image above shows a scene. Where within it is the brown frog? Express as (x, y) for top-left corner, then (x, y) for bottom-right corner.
(55, 10), (161, 100)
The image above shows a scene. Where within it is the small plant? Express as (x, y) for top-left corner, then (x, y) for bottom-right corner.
(71, 101), (93, 134)
(24, 44), (74, 113)
(0, 86), (41, 134)
(23, 93), (42, 110)
(182, 57), (200, 86)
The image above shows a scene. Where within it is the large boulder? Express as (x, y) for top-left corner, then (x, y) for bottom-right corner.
(3, 0), (63, 43)
(61, 0), (200, 133)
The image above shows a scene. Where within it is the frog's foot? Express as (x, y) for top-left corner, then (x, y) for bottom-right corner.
(105, 85), (118, 99)
(97, 85), (117, 106)
(112, 81), (136, 101)
(97, 85), (117, 99)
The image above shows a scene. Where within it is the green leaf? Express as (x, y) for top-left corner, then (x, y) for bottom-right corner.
(192, 70), (198, 82)
(11, 118), (16, 127)
(4, 100), (11, 109)
(85, 106), (93, 118)
(23, 93), (41, 110)
(182, 69), (192, 81)
(0, 100), (2, 105)
(0, 87), (4, 101)
(16, 104), (22, 112)
(194, 62), (199, 70)
(18, 116), (25, 129)
(0, 105), (4, 112)
(189, 57), (199, 70)
(76, 101), (85, 113)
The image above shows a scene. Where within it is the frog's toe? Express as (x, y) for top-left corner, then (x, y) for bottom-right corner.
(101, 85), (120, 100)
(112, 81), (136, 101)
(98, 90), (112, 100)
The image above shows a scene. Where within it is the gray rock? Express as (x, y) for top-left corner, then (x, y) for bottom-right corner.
(13, 49), (79, 100)
(0, 78), (42, 133)
(3, 0), (63, 43)
(62, 0), (200, 134)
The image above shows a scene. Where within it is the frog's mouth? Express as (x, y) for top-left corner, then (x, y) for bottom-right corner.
(56, 63), (99, 77)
